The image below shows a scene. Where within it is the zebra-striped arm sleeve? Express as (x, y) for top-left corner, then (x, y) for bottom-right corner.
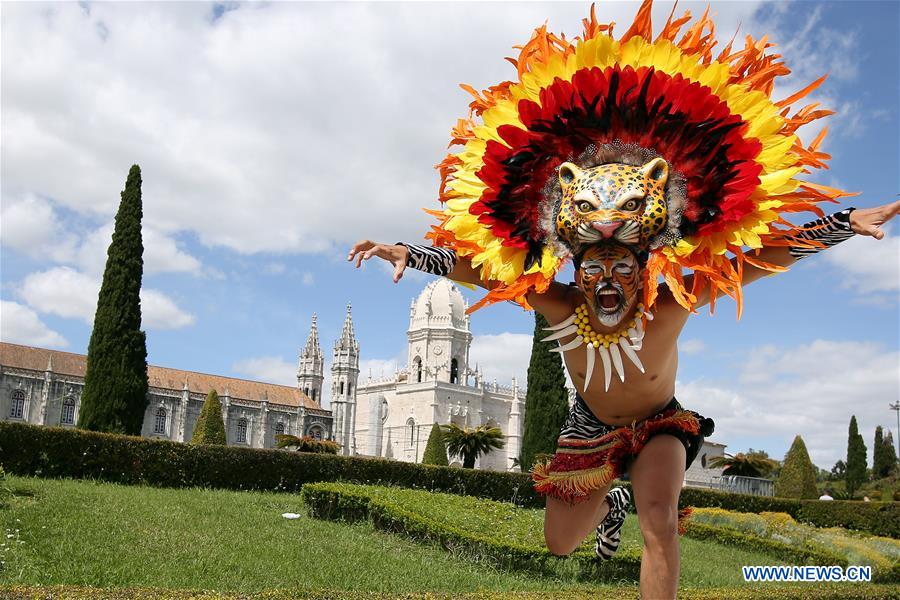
(396, 242), (458, 276)
(788, 208), (856, 260)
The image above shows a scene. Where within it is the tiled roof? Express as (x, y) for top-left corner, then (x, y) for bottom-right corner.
(0, 342), (321, 410)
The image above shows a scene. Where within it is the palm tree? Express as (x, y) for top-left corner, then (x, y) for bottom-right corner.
(441, 423), (505, 469)
(708, 452), (779, 478)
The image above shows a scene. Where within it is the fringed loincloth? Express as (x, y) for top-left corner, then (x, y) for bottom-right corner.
(531, 397), (714, 534)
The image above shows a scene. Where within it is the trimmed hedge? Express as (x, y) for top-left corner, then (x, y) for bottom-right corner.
(302, 482), (641, 583)
(0, 421), (537, 505)
(1, 421), (897, 538)
(1, 586), (898, 600)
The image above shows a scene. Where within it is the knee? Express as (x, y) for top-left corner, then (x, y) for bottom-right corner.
(544, 527), (578, 557)
(638, 502), (678, 546)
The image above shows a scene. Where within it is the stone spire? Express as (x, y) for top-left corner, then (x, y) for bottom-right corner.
(297, 313), (325, 405)
(335, 303), (359, 352)
(331, 302), (360, 456)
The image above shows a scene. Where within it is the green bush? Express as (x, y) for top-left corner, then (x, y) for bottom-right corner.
(0, 421), (537, 504)
(275, 434), (340, 454)
(190, 390), (226, 446)
(302, 482), (641, 582)
(421, 423), (449, 466)
(775, 435), (818, 499)
(2, 421), (897, 538)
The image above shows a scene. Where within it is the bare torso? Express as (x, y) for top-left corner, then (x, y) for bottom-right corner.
(528, 282), (690, 426)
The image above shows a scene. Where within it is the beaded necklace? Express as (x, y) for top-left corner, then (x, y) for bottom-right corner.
(542, 302), (651, 392)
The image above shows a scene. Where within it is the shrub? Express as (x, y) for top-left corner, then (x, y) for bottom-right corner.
(302, 482), (641, 582)
(191, 390), (226, 446)
(775, 435), (818, 499)
(2, 421), (897, 538)
(275, 434), (339, 454)
(421, 423), (449, 466)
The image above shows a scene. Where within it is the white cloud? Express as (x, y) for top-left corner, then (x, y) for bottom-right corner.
(678, 339), (900, 469)
(824, 229), (899, 295)
(470, 332), (533, 388)
(680, 339), (707, 355)
(19, 267), (99, 322)
(16, 266), (195, 331)
(139, 288), (196, 330)
(1, 1), (764, 259)
(359, 356), (403, 382)
(0, 194), (78, 262)
(301, 271), (314, 286)
(232, 355), (297, 386)
(0, 300), (68, 348)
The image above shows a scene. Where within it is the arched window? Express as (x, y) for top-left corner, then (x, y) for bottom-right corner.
(304, 386), (309, 396)
(154, 407), (167, 434)
(406, 418), (416, 446)
(61, 397), (76, 425)
(339, 381), (344, 395)
(700, 454), (707, 468)
(414, 357), (422, 383)
(275, 421), (285, 436)
(9, 390), (25, 419)
(347, 382), (352, 396)
(309, 425), (323, 440)
(237, 418), (248, 443)
(450, 359), (459, 384)
(311, 388), (316, 401)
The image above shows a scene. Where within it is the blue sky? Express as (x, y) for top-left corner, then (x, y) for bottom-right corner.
(2, 1), (897, 470)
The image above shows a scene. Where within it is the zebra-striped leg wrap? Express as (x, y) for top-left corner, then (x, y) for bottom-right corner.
(396, 243), (458, 276)
(595, 486), (631, 561)
(788, 208), (856, 260)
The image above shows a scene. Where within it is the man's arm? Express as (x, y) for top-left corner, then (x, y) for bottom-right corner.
(687, 200), (900, 309)
(347, 240), (575, 323)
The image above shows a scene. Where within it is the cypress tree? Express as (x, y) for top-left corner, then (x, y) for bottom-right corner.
(520, 312), (570, 472)
(873, 426), (888, 479)
(846, 415), (868, 496)
(883, 430), (898, 475)
(77, 165), (148, 435)
(774, 435), (818, 499)
(422, 422), (449, 466)
(191, 390), (227, 445)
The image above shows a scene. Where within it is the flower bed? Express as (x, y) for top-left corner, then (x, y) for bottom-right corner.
(686, 508), (900, 583)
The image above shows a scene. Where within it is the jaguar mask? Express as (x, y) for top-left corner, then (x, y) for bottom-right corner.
(555, 158), (670, 254)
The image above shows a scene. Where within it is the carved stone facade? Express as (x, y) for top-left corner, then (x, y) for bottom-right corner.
(353, 279), (525, 471)
(0, 342), (332, 447)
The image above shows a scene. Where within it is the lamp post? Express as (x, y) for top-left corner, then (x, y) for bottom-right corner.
(890, 401), (900, 456)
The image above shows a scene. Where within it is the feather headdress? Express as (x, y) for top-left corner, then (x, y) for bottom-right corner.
(425, 0), (852, 315)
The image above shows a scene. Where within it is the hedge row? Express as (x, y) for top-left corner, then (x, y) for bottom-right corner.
(0, 422), (537, 505)
(1, 422), (897, 538)
(2, 586), (898, 600)
(301, 482), (641, 582)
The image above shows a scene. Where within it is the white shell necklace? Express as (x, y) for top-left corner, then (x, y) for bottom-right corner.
(543, 303), (651, 392)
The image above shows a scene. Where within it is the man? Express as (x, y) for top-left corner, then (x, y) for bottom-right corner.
(348, 3), (899, 597)
(348, 198), (897, 599)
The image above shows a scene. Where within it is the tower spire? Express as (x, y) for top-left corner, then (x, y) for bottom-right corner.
(298, 313), (325, 405)
(336, 302), (358, 351)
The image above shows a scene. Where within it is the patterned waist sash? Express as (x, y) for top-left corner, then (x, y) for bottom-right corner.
(531, 407), (701, 505)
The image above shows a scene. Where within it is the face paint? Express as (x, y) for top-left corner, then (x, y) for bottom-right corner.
(577, 243), (640, 328)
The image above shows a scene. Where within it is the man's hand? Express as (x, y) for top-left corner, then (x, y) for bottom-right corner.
(850, 199), (900, 240)
(347, 240), (409, 283)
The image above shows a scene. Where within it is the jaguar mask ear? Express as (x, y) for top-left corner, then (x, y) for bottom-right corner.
(558, 162), (582, 188)
(641, 157), (669, 186)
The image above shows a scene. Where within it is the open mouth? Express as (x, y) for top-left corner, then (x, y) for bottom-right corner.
(595, 286), (622, 313)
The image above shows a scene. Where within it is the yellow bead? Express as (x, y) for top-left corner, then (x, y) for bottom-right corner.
(592, 340), (599, 348)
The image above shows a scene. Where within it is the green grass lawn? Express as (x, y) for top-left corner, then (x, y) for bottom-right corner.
(0, 475), (892, 599)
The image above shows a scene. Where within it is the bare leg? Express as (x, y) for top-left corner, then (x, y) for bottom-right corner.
(543, 483), (612, 556)
(628, 434), (686, 599)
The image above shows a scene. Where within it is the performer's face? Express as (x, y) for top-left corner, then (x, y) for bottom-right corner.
(576, 243), (640, 328)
